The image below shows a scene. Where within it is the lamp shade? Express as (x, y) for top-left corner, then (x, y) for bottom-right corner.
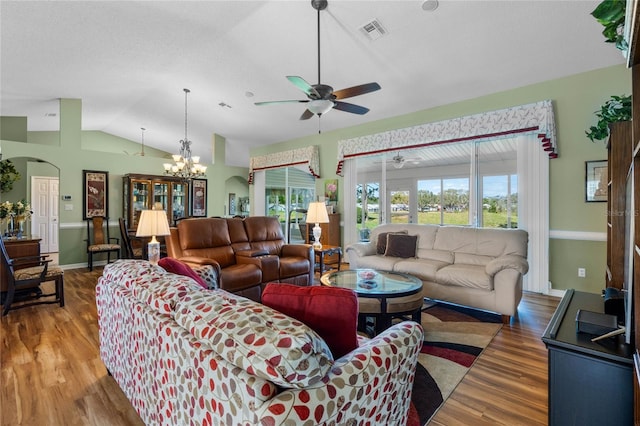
(136, 209), (171, 237)
(306, 201), (330, 224)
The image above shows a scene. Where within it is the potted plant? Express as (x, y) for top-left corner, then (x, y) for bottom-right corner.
(591, 0), (627, 51)
(0, 160), (21, 193)
(585, 94), (632, 142)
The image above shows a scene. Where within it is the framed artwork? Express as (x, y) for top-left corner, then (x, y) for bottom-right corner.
(585, 160), (608, 202)
(324, 179), (338, 202)
(83, 170), (109, 219)
(191, 179), (207, 217)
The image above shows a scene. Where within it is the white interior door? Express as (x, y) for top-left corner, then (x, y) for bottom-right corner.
(31, 176), (59, 253)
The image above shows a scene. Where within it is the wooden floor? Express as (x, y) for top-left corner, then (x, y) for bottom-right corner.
(0, 266), (559, 426)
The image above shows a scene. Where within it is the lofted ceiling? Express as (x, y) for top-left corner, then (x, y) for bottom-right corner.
(0, 0), (626, 168)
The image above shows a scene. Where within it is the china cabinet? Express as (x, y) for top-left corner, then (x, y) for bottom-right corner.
(123, 174), (191, 230)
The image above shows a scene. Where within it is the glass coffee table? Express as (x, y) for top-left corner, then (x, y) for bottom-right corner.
(320, 269), (424, 336)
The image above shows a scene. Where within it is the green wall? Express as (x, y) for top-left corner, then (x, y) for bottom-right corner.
(2, 99), (249, 267)
(251, 64), (631, 294)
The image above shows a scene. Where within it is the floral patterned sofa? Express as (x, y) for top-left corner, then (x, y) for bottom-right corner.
(96, 260), (424, 425)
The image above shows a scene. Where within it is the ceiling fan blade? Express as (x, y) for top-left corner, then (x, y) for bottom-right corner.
(287, 76), (320, 98)
(299, 109), (315, 120)
(255, 100), (308, 106)
(333, 82), (381, 100)
(333, 101), (370, 115)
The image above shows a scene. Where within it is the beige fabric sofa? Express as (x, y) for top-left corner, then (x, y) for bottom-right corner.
(346, 224), (529, 322)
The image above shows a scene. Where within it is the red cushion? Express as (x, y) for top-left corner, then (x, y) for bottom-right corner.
(158, 257), (208, 289)
(261, 283), (359, 359)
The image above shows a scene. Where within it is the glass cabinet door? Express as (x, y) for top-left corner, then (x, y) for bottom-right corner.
(171, 182), (188, 225)
(131, 179), (151, 230)
(153, 182), (169, 212)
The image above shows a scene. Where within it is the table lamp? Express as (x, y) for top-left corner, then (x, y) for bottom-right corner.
(306, 201), (330, 250)
(136, 204), (170, 265)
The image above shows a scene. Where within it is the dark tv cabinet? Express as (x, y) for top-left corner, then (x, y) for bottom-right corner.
(542, 290), (633, 426)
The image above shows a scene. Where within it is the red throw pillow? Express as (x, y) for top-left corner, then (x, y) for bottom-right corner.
(261, 283), (359, 359)
(158, 257), (208, 289)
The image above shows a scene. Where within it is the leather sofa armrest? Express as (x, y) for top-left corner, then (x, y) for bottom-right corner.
(238, 254), (279, 283)
(281, 244), (313, 260)
(236, 249), (269, 258)
(179, 256), (222, 277)
(486, 255), (529, 277)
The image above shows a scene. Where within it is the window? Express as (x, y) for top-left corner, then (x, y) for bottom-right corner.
(265, 167), (315, 242)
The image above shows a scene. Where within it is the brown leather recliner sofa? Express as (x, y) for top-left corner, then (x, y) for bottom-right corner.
(165, 216), (314, 301)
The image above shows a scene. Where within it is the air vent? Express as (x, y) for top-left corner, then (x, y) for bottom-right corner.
(359, 19), (387, 41)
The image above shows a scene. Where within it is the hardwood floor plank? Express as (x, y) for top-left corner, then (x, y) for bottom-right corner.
(0, 267), (559, 425)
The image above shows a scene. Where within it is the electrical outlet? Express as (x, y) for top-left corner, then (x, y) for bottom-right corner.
(578, 268), (586, 278)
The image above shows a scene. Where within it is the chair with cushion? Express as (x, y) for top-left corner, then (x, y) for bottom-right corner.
(118, 217), (143, 259)
(0, 237), (64, 316)
(85, 216), (121, 271)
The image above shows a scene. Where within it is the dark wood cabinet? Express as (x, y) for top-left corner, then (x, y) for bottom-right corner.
(542, 290), (633, 425)
(123, 174), (191, 229)
(606, 121), (633, 290)
(1, 237), (41, 293)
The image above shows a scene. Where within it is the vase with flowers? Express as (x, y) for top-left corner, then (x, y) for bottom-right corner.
(0, 199), (33, 238)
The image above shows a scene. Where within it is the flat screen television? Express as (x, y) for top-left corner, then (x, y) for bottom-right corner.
(623, 163), (635, 345)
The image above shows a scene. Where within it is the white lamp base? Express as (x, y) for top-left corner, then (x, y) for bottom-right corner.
(147, 236), (160, 265)
(312, 223), (323, 250)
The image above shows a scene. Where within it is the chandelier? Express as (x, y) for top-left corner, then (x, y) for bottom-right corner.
(163, 88), (207, 179)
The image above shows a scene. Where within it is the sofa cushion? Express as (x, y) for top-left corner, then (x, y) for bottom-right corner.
(261, 283), (359, 359)
(174, 290), (333, 389)
(393, 258), (449, 282)
(435, 264), (492, 290)
(158, 257), (208, 289)
(376, 230), (407, 254)
(454, 252), (494, 266)
(384, 234), (418, 258)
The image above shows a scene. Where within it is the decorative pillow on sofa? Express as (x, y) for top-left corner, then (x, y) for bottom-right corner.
(376, 230), (408, 254)
(261, 283), (359, 359)
(384, 233), (418, 258)
(158, 257), (208, 289)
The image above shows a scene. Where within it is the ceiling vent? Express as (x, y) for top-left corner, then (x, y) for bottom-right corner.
(359, 19), (387, 41)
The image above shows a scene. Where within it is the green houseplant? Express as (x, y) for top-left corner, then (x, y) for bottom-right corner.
(585, 95), (632, 142)
(0, 160), (21, 193)
(591, 0), (628, 51)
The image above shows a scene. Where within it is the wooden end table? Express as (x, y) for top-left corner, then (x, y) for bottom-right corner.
(314, 245), (342, 275)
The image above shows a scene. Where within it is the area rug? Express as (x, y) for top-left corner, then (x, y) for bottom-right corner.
(407, 302), (503, 426)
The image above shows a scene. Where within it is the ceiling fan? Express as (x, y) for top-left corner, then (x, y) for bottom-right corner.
(255, 0), (381, 120)
(374, 152), (422, 169)
(124, 127), (146, 156)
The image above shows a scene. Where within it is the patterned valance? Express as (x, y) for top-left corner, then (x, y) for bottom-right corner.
(249, 145), (320, 184)
(336, 100), (557, 175)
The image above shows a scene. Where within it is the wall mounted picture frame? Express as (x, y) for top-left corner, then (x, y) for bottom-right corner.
(191, 179), (207, 217)
(324, 179), (338, 202)
(586, 160), (608, 202)
(83, 170), (109, 219)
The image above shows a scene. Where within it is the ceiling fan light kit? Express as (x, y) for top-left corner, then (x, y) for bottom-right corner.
(255, 0), (381, 121)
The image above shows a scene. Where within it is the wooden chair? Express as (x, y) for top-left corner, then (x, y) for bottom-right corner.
(118, 217), (143, 259)
(0, 237), (64, 316)
(85, 216), (121, 271)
